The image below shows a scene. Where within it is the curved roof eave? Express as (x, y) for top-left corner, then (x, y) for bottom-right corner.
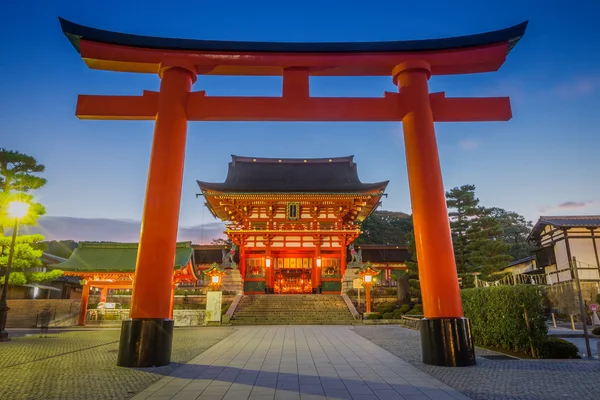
(59, 17), (527, 55)
(196, 180), (389, 194)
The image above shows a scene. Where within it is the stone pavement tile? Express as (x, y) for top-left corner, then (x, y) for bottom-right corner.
(389, 384), (423, 395)
(343, 384), (374, 395)
(323, 388), (352, 399)
(400, 395), (430, 400)
(320, 378), (346, 390)
(349, 395), (379, 400)
(274, 390), (300, 400)
(371, 389), (405, 400)
(171, 390), (203, 400)
(196, 395), (225, 400)
(364, 381), (392, 391)
(298, 384), (324, 395)
(223, 389), (253, 400)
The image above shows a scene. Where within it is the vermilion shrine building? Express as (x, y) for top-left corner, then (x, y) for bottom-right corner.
(197, 155), (388, 295)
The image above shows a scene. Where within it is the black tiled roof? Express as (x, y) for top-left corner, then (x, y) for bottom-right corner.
(349, 245), (411, 263)
(198, 156), (388, 193)
(59, 18), (528, 55)
(193, 245), (239, 265)
(528, 215), (600, 241)
(506, 256), (535, 267)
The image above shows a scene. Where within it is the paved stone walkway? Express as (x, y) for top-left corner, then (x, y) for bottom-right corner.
(354, 325), (600, 400)
(133, 326), (471, 400)
(0, 327), (234, 400)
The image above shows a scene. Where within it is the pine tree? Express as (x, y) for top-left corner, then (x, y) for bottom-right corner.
(465, 207), (512, 276)
(486, 207), (534, 260)
(404, 230), (421, 303)
(445, 185), (480, 273)
(0, 149), (57, 285)
(0, 149), (47, 232)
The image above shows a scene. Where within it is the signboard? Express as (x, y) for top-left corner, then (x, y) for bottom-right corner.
(205, 291), (223, 323)
(104, 303), (116, 309)
(590, 303), (598, 312)
(353, 278), (363, 289)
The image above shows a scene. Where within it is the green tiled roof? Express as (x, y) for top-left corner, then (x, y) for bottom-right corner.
(56, 242), (194, 272)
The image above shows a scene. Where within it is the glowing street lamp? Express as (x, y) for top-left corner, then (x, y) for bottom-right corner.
(1, 201), (31, 342)
(316, 256), (322, 268)
(356, 264), (379, 314)
(265, 256), (271, 268)
(205, 263), (227, 291)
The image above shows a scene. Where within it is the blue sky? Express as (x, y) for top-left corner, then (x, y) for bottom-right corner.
(1, 0), (599, 241)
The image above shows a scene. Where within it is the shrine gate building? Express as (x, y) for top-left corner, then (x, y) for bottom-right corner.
(197, 155), (388, 295)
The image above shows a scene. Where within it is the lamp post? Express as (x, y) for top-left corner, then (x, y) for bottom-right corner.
(357, 264), (379, 314)
(0, 201), (30, 342)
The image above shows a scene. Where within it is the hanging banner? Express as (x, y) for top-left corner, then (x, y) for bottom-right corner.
(205, 291), (223, 323)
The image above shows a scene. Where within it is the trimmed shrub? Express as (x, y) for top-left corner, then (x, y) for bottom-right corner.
(376, 302), (395, 314)
(462, 286), (547, 354)
(383, 312), (394, 319)
(399, 304), (411, 314)
(393, 309), (404, 319)
(592, 327), (600, 335)
(406, 304), (423, 315)
(385, 288), (397, 296)
(365, 313), (382, 320)
(538, 337), (579, 359)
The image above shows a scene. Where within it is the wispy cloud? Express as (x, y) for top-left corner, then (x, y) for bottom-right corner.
(538, 199), (599, 214)
(557, 200), (596, 209)
(18, 216), (226, 244)
(458, 139), (479, 150)
(555, 76), (600, 99)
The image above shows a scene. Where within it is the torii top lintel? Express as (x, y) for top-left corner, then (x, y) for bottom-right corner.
(59, 18), (527, 76)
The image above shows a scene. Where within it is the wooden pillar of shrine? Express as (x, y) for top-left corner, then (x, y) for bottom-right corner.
(393, 61), (475, 367)
(99, 287), (108, 303)
(77, 284), (90, 326)
(240, 245), (246, 281)
(340, 246), (347, 277)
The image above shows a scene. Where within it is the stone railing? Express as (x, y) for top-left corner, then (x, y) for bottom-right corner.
(398, 315), (422, 330)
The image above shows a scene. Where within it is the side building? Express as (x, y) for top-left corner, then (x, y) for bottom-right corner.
(197, 155), (388, 294)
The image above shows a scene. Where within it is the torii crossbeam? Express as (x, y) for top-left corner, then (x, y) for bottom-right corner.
(59, 17), (527, 368)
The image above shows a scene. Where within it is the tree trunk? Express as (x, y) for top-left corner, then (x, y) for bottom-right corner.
(396, 276), (410, 304)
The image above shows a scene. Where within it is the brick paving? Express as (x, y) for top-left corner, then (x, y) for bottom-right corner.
(132, 326), (472, 400)
(354, 325), (600, 400)
(0, 327), (234, 400)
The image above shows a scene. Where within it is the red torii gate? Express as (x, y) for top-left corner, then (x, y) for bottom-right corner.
(59, 18), (527, 368)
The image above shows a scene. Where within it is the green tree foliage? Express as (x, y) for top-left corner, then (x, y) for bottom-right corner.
(446, 184), (480, 273)
(486, 207), (534, 260)
(0, 149), (47, 232)
(0, 149), (59, 285)
(404, 230), (421, 302)
(211, 238), (233, 246)
(43, 240), (79, 259)
(465, 207), (512, 276)
(0, 234), (62, 285)
(355, 210), (413, 245)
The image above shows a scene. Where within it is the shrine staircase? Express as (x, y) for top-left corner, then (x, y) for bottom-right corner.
(230, 294), (356, 325)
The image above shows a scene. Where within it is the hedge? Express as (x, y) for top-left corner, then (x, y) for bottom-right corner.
(462, 285), (548, 354)
(538, 338), (579, 359)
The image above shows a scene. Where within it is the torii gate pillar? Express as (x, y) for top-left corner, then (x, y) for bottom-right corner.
(117, 66), (194, 368)
(395, 61), (473, 366)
